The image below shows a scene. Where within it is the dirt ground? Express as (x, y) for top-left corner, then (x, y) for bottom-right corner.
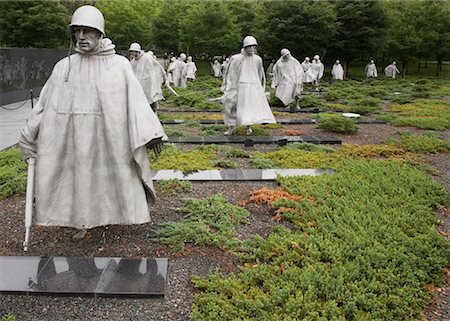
(0, 121), (449, 321)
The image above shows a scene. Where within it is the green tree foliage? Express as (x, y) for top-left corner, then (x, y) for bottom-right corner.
(259, 0), (338, 58)
(96, 0), (161, 51)
(330, 0), (387, 75)
(0, 1), (70, 48)
(416, 0), (450, 76)
(381, 0), (423, 77)
(178, 1), (241, 56)
(153, 0), (188, 54)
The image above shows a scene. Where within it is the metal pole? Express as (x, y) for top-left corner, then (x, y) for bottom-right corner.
(30, 89), (34, 109)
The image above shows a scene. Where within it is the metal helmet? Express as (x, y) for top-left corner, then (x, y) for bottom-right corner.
(280, 48), (290, 57)
(242, 35), (258, 48)
(305, 57), (310, 61)
(70, 5), (105, 36)
(128, 42), (142, 52)
(180, 53), (187, 60)
(313, 54), (320, 60)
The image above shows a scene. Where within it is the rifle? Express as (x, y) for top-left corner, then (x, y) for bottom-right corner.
(164, 82), (179, 97)
(23, 157), (36, 251)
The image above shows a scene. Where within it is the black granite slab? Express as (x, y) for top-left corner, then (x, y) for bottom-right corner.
(0, 256), (168, 297)
(167, 135), (341, 145)
(354, 119), (387, 124)
(150, 168), (334, 181)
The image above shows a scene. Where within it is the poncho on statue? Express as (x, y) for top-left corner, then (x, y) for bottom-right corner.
(19, 38), (166, 229)
(221, 49), (276, 126)
(272, 56), (304, 106)
(131, 51), (166, 105)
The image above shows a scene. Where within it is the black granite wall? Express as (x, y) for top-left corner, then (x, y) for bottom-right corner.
(0, 48), (68, 105)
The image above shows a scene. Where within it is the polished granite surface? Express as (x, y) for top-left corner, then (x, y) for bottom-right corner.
(0, 256), (168, 296)
(150, 168), (334, 181)
(168, 135), (341, 145)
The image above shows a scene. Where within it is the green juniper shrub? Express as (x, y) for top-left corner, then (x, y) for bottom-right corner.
(316, 113), (359, 134)
(184, 120), (202, 128)
(154, 194), (249, 252)
(162, 126), (186, 137)
(235, 125), (269, 136)
(150, 144), (219, 173)
(214, 159), (239, 169)
(250, 155), (277, 169)
(200, 125), (228, 136)
(388, 131), (450, 153)
(222, 146), (251, 158)
(191, 159), (450, 321)
(298, 95), (326, 109)
(1, 315), (16, 321)
(0, 148), (27, 199)
(322, 90), (341, 102)
(391, 96), (414, 104)
(156, 179), (193, 196)
(347, 97), (381, 114)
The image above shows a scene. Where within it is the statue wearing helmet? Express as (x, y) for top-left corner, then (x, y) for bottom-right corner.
(365, 59), (378, 78)
(19, 5), (167, 242)
(185, 56), (198, 81)
(331, 60), (344, 80)
(221, 35), (276, 136)
(168, 53), (188, 88)
(128, 42), (167, 111)
(271, 48), (304, 112)
(304, 54), (324, 91)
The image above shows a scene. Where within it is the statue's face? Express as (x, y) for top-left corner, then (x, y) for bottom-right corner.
(129, 50), (140, 59)
(73, 26), (102, 52)
(282, 54), (291, 61)
(244, 45), (257, 55)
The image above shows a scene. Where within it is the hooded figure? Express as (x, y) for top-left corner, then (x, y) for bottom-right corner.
(301, 57), (311, 73)
(266, 59), (276, 78)
(168, 53), (187, 88)
(272, 48), (304, 111)
(167, 57), (176, 84)
(129, 42), (167, 111)
(331, 60), (344, 80)
(221, 35), (276, 135)
(365, 60), (378, 78)
(19, 6), (166, 239)
(304, 54), (324, 90)
(185, 56), (197, 81)
(384, 61), (400, 79)
(212, 60), (222, 77)
(221, 58), (230, 76)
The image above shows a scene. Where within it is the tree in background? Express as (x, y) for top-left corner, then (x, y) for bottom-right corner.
(380, 0), (423, 77)
(329, 0), (387, 77)
(417, 0), (450, 77)
(0, 0), (70, 48)
(96, 0), (161, 51)
(259, 0), (338, 61)
(153, 0), (187, 55)
(178, 1), (241, 57)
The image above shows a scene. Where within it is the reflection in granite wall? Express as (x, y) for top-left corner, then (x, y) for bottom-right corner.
(0, 48), (68, 105)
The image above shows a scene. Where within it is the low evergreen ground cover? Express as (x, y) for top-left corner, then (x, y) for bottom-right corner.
(190, 159), (450, 320)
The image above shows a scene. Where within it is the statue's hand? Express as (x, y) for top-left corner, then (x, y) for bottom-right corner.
(146, 136), (167, 156)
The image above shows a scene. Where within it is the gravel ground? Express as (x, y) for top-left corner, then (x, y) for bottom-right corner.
(1, 121), (449, 321)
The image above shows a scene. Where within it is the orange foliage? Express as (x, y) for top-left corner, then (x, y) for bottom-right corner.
(282, 129), (305, 136)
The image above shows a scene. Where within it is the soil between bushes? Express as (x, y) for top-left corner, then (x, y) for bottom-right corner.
(0, 123), (449, 321)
